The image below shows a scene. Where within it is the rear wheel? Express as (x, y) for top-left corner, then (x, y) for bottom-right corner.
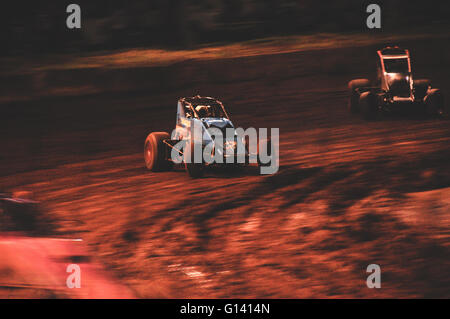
(257, 139), (278, 174)
(144, 132), (173, 171)
(359, 92), (378, 121)
(348, 79), (371, 113)
(425, 89), (445, 118)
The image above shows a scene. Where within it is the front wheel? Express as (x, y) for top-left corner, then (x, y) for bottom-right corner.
(425, 89), (445, 118)
(413, 79), (431, 100)
(144, 132), (173, 171)
(184, 141), (204, 178)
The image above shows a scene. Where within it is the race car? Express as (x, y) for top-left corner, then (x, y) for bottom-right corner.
(348, 46), (445, 119)
(144, 96), (274, 177)
(0, 192), (52, 235)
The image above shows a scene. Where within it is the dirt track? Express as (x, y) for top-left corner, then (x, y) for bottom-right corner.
(1, 36), (450, 298)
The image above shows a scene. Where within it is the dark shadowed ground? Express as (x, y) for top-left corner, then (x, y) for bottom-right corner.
(1, 35), (449, 298)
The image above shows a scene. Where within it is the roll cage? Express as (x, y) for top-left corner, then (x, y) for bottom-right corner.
(377, 47), (411, 76)
(177, 96), (230, 121)
(376, 47), (414, 100)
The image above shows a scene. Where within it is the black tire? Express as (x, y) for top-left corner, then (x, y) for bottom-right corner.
(184, 140), (204, 178)
(144, 132), (173, 171)
(359, 92), (378, 121)
(425, 89), (445, 118)
(414, 79), (431, 100)
(257, 139), (276, 167)
(348, 79), (371, 113)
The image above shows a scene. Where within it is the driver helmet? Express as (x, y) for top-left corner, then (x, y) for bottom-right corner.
(195, 105), (210, 118)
